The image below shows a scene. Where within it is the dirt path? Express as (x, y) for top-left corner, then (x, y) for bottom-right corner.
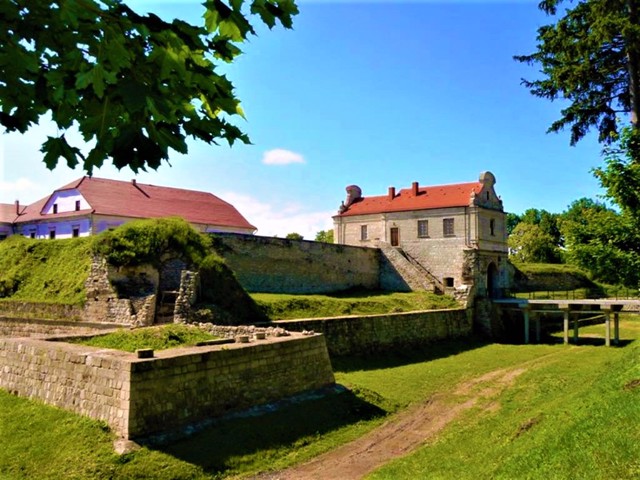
(251, 367), (527, 480)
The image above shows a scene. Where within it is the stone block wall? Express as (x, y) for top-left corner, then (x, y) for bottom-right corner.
(0, 338), (132, 435)
(0, 318), (117, 338)
(0, 332), (334, 440)
(0, 301), (84, 321)
(127, 334), (334, 438)
(273, 308), (471, 356)
(210, 233), (382, 293)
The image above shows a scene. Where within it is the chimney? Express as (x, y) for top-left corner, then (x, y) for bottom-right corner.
(14, 200), (19, 215)
(132, 179), (136, 186)
(412, 181), (419, 196)
(388, 186), (396, 200)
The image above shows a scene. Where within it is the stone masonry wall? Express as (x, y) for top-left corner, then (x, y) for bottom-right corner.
(0, 318), (118, 338)
(273, 308), (471, 356)
(210, 233), (382, 293)
(127, 334), (334, 438)
(0, 333), (334, 440)
(0, 301), (84, 321)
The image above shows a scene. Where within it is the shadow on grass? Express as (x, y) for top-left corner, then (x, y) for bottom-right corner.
(154, 388), (388, 476)
(541, 333), (635, 347)
(331, 335), (492, 373)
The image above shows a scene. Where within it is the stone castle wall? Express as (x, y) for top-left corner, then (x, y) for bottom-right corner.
(273, 308), (471, 356)
(210, 233), (383, 293)
(0, 333), (334, 440)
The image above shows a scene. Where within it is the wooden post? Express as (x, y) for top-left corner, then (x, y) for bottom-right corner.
(523, 306), (530, 344)
(573, 314), (579, 345)
(604, 309), (611, 347)
(561, 307), (570, 345)
(535, 313), (541, 344)
(614, 310), (620, 346)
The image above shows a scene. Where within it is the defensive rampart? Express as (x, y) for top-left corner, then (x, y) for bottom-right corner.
(0, 332), (334, 440)
(210, 233), (408, 293)
(273, 308), (471, 356)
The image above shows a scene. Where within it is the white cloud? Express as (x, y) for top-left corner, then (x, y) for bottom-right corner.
(262, 149), (305, 166)
(220, 191), (334, 240)
(0, 178), (38, 201)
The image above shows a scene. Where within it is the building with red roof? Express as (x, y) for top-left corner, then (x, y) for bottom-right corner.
(333, 171), (508, 296)
(3, 177), (256, 240)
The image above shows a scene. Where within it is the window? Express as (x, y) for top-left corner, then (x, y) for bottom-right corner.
(30, 232), (36, 239)
(49, 230), (56, 240)
(75, 200), (81, 211)
(417, 220), (429, 238)
(443, 218), (455, 237)
(360, 225), (368, 241)
(444, 277), (454, 287)
(72, 227), (80, 238)
(52, 203), (58, 214)
(0, 234), (6, 241)
(490, 219), (495, 236)
(486, 191), (490, 201)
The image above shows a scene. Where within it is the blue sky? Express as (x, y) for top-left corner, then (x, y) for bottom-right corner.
(0, 0), (608, 238)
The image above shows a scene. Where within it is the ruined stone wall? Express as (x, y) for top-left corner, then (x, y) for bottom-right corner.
(273, 308), (471, 356)
(0, 301), (84, 321)
(127, 334), (334, 438)
(0, 338), (131, 436)
(0, 318), (117, 338)
(210, 233), (381, 293)
(0, 333), (334, 440)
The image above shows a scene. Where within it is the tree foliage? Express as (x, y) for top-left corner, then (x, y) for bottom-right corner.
(0, 0), (298, 174)
(285, 232), (303, 240)
(515, 0), (640, 149)
(508, 222), (562, 263)
(314, 229), (334, 243)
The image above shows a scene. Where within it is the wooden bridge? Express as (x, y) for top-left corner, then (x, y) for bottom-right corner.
(492, 299), (640, 346)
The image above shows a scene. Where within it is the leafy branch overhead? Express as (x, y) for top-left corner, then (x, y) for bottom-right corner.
(515, 0), (640, 149)
(0, 0), (298, 174)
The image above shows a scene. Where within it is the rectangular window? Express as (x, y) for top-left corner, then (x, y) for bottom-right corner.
(0, 234), (7, 241)
(443, 218), (455, 237)
(360, 225), (368, 241)
(52, 203), (58, 214)
(49, 230), (56, 240)
(30, 232), (36, 239)
(490, 219), (496, 236)
(75, 200), (81, 211)
(417, 220), (429, 238)
(72, 227), (80, 238)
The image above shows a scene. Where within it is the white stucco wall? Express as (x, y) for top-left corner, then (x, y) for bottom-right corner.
(42, 190), (90, 214)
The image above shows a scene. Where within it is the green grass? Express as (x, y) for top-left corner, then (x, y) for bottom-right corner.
(0, 318), (638, 479)
(512, 262), (589, 275)
(251, 290), (460, 320)
(71, 324), (220, 352)
(0, 236), (92, 305)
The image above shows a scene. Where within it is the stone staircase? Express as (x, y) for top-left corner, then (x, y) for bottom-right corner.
(155, 290), (178, 324)
(379, 244), (444, 293)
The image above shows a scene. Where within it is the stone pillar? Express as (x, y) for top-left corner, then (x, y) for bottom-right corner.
(560, 306), (570, 345)
(603, 309), (611, 347)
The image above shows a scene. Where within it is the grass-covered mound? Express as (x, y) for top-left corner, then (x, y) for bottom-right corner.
(72, 324), (219, 352)
(511, 262), (601, 293)
(251, 290), (460, 320)
(0, 236), (92, 305)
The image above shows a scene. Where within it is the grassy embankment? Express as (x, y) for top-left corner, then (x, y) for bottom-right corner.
(251, 290), (460, 320)
(0, 316), (638, 479)
(0, 236), (92, 305)
(71, 324), (220, 352)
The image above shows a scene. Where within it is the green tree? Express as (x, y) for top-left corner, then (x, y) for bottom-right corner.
(506, 212), (521, 236)
(561, 202), (640, 286)
(515, 0), (640, 150)
(508, 222), (562, 263)
(0, 0), (298, 174)
(285, 232), (303, 240)
(314, 229), (334, 243)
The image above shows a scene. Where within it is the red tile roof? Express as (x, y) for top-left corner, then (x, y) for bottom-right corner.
(15, 177), (256, 230)
(0, 203), (18, 224)
(336, 181), (484, 217)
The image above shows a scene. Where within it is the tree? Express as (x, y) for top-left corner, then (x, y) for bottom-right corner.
(314, 229), (334, 243)
(0, 0), (298, 174)
(560, 201), (640, 285)
(514, 0), (640, 151)
(506, 212), (521, 236)
(285, 232), (303, 240)
(508, 222), (562, 263)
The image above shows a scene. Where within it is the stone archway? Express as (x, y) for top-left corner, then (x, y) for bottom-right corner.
(487, 262), (499, 298)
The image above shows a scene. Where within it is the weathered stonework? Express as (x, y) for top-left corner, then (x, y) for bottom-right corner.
(273, 308), (471, 356)
(0, 332), (334, 440)
(173, 270), (199, 323)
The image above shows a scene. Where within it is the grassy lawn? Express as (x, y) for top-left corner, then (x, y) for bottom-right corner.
(251, 290), (460, 320)
(70, 324), (220, 352)
(0, 317), (638, 479)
